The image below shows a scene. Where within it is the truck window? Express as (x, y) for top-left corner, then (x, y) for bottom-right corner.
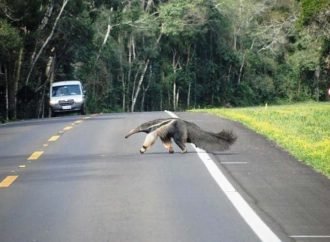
(52, 85), (81, 97)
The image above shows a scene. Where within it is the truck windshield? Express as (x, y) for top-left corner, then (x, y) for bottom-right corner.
(52, 85), (81, 97)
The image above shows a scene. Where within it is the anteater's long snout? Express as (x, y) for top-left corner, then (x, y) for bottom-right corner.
(125, 128), (139, 139)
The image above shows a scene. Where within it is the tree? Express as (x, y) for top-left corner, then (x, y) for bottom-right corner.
(1, 0), (329, 120)
(0, 19), (22, 120)
(25, 0), (69, 85)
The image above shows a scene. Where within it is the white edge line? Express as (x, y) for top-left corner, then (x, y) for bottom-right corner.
(164, 110), (282, 242)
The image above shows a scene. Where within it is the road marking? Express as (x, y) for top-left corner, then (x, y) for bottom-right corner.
(18, 165), (26, 168)
(197, 149), (281, 242)
(0, 176), (18, 188)
(290, 235), (330, 238)
(74, 120), (82, 124)
(48, 135), (60, 142)
(220, 161), (248, 164)
(63, 126), (73, 131)
(165, 110), (281, 242)
(27, 151), (44, 160)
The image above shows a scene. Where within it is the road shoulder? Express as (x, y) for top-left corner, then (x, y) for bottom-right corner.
(177, 111), (330, 242)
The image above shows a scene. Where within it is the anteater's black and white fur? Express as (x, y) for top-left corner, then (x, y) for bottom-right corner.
(125, 118), (237, 154)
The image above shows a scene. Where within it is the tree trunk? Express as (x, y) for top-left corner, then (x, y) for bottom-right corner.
(140, 88), (146, 111)
(47, 52), (55, 117)
(11, 47), (24, 119)
(127, 34), (133, 112)
(314, 65), (320, 101)
(173, 79), (177, 110)
(8, 64), (16, 119)
(39, 0), (54, 31)
(117, 35), (127, 112)
(237, 52), (246, 85)
(145, 0), (154, 12)
(130, 32), (162, 112)
(185, 45), (192, 109)
(237, 39), (255, 85)
(175, 88), (179, 110)
(187, 81), (191, 108)
(140, 67), (152, 111)
(131, 59), (150, 112)
(95, 21), (112, 65)
(171, 49), (180, 111)
(25, 0), (69, 85)
(38, 83), (47, 118)
(227, 64), (232, 83)
(160, 71), (164, 110)
(121, 74), (126, 112)
(4, 65), (9, 121)
(119, 55), (126, 112)
(131, 65), (140, 108)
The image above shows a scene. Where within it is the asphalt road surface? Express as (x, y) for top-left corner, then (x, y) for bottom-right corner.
(0, 112), (329, 242)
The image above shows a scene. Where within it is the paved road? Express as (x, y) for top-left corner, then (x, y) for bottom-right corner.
(0, 112), (329, 242)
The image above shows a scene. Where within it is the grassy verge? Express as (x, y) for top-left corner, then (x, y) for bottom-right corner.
(192, 102), (330, 177)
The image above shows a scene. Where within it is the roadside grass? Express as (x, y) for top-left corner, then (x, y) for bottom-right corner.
(192, 102), (330, 177)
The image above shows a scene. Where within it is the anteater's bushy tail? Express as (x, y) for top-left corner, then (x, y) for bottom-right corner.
(185, 120), (237, 152)
(214, 130), (237, 145)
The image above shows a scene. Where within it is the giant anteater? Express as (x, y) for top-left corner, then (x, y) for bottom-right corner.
(125, 118), (237, 154)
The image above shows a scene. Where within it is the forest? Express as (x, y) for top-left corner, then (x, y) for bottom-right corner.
(0, 0), (329, 120)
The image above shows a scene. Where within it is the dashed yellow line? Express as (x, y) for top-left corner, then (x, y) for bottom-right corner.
(48, 135), (60, 142)
(0, 176), (18, 188)
(27, 151), (44, 161)
(0, 117), (93, 190)
(74, 120), (83, 124)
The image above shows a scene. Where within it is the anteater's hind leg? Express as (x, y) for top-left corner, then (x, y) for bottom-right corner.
(160, 137), (174, 153)
(140, 131), (158, 154)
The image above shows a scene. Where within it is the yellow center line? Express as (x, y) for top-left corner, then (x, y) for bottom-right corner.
(74, 120), (82, 124)
(27, 151), (44, 160)
(48, 135), (60, 142)
(63, 126), (73, 131)
(0, 176), (18, 188)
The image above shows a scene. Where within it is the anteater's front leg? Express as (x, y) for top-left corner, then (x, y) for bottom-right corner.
(173, 137), (187, 153)
(140, 131), (158, 154)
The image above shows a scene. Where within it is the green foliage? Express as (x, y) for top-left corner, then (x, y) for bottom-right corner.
(0, 19), (22, 58)
(298, 0), (330, 26)
(159, 0), (207, 36)
(1, 0), (329, 119)
(234, 82), (256, 106)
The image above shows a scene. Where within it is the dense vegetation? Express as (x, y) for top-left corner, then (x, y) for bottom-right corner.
(195, 102), (330, 177)
(0, 0), (329, 120)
